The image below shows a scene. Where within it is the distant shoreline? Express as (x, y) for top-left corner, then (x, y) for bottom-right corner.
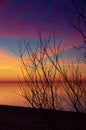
(0, 80), (86, 84)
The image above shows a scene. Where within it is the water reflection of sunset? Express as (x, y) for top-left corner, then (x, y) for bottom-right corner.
(0, 83), (26, 106)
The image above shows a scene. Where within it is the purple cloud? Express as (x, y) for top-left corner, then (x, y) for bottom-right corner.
(0, 0), (65, 39)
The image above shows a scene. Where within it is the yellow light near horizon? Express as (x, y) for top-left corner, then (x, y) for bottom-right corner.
(0, 47), (86, 82)
(0, 48), (20, 81)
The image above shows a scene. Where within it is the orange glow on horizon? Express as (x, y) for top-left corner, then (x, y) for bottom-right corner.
(0, 47), (86, 82)
(0, 47), (20, 81)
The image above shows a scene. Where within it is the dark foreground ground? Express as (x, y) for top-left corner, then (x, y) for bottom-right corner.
(0, 105), (86, 130)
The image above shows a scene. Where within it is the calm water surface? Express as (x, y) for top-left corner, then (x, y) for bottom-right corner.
(0, 82), (64, 107)
(0, 82), (85, 110)
(0, 82), (65, 108)
(0, 83), (27, 107)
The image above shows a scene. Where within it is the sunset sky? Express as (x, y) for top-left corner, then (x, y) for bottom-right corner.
(0, 0), (85, 82)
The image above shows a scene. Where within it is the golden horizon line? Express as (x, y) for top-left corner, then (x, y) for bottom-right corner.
(0, 79), (86, 83)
